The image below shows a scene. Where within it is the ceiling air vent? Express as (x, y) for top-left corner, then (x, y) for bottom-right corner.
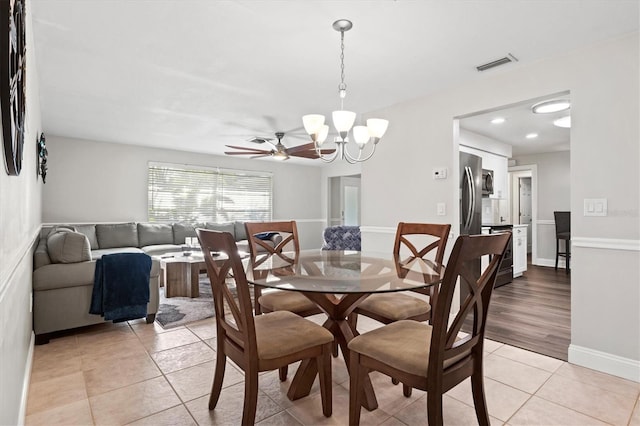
(476, 53), (518, 72)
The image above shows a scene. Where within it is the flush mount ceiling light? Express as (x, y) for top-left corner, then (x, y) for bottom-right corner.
(490, 117), (506, 124)
(531, 99), (571, 114)
(526, 133), (539, 139)
(302, 19), (389, 164)
(553, 116), (571, 128)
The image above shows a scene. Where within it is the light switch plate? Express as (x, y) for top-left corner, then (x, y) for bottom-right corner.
(584, 198), (607, 216)
(437, 202), (446, 216)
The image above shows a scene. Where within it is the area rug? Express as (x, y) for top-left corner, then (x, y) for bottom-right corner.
(155, 274), (253, 329)
(155, 275), (215, 328)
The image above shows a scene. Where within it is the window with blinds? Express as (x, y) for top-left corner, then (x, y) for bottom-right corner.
(148, 162), (273, 223)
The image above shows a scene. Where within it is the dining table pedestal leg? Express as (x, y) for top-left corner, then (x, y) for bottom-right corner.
(286, 293), (379, 411)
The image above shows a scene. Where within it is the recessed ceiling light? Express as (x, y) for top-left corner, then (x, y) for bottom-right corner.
(526, 133), (538, 139)
(531, 99), (570, 114)
(553, 116), (571, 128)
(490, 117), (505, 124)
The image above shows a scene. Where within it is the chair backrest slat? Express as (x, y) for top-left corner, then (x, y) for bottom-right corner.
(393, 222), (451, 303)
(245, 221), (300, 259)
(427, 232), (511, 387)
(197, 229), (257, 356)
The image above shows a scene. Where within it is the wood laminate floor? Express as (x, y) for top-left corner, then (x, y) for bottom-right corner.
(471, 260), (571, 361)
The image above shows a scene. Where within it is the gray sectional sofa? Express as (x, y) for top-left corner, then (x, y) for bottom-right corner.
(33, 221), (248, 343)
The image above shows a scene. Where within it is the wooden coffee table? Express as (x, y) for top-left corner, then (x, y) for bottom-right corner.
(161, 254), (205, 298)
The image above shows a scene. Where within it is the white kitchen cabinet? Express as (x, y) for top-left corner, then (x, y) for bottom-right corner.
(513, 224), (528, 277)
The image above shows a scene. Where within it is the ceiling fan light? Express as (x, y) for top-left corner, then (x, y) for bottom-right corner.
(317, 124), (329, 145)
(332, 110), (356, 134)
(553, 116), (571, 128)
(353, 125), (370, 146)
(302, 114), (325, 136)
(273, 152), (288, 160)
(367, 118), (389, 139)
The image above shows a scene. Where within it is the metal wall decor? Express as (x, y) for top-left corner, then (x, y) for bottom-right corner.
(37, 132), (47, 183)
(1, 0), (27, 176)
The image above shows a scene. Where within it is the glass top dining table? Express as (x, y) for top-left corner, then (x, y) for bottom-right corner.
(244, 249), (444, 411)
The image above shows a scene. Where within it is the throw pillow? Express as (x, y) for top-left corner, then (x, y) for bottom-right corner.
(47, 230), (92, 263)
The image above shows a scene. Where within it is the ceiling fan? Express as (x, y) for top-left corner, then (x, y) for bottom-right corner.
(225, 132), (335, 161)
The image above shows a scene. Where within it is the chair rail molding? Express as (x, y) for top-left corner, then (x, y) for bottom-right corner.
(360, 226), (397, 234)
(572, 237), (640, 252)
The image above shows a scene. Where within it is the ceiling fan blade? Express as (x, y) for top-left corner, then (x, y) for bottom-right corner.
(225, 151), (262, 155)
(319, 149), (336, 154)
(225, 145), (270, 152)
(286, 142), (316, 154)
(250, 154), (273, 159)
(290, 151), (320, 159)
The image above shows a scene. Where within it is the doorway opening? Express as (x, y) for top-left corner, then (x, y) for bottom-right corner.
(455, 91), (571, 360)
(328, 174), (361, 226)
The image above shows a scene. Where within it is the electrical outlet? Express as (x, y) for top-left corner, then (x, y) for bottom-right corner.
(437, 202), (446, 216)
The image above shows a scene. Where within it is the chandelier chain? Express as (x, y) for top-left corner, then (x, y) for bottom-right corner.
(338, 29), (347, 106)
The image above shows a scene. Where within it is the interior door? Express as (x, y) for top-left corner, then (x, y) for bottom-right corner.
(340, 176), (361, 225)
(519, 177), (532, 252)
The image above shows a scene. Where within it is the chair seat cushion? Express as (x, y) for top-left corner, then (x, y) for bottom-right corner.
(356, 293), (431, 321)
(258, 290), (319, 313)
(255, 311), (334, 360)
(348, 320), (432, 376)
(557, 232), (570, 240)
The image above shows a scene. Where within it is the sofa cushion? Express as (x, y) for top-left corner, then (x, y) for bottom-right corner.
(172, 222), (196, 244)
(47, 230), (92, 264)
(96, 223), (138, 249)
(75, 224), (99, 250)
(205, 222), (235, 237)
(235, 221), (247, 241)
(138, 223), (174, 247)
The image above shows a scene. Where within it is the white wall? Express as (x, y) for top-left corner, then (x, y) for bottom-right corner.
(513, 151), (570, 263)
(361, 33), (639, 381)
(42, 137), (325, 249)
(0, 1), (43, 423)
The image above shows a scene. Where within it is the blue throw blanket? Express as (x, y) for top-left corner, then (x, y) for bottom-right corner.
(90, 253), (151, 322)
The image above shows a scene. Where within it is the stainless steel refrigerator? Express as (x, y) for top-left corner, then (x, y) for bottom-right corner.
(460, 152), (482, 236)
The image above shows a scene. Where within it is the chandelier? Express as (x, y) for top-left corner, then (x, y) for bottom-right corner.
(302, 19), (389, 164)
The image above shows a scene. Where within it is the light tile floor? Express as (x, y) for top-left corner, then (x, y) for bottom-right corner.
(26, 315), (640, 425)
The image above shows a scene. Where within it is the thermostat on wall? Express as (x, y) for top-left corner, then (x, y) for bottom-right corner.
(433, 168), (447, 179)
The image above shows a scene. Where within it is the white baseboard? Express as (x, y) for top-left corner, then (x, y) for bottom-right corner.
(534, 257), (567, 268)
(19, 332), (35, 425)
(568, 344), (640, 382)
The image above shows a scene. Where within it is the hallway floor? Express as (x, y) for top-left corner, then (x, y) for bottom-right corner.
(26, 315), (639, 425)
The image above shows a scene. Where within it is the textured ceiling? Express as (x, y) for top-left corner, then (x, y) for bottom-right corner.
(31, 0), (639, 163)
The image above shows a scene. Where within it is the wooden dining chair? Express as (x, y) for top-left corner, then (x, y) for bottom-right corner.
(245, 221), (323, 379)
(196, 229), (333, 426)
(348, 232), (511, 426)
(352, 222), (451, 328)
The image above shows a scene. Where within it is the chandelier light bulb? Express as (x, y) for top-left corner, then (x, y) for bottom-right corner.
(332, 110), (356, 135)
(353, 125), (370, 147)
(302, 114), (325, 137)
(366, 118), (389, 141)
(317, 125), (329, 145)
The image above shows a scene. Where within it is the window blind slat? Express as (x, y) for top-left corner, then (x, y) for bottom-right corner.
(148, 163), (272, 223)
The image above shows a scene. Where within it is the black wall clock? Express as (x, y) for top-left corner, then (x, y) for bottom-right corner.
(1, 0), (26, 176)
